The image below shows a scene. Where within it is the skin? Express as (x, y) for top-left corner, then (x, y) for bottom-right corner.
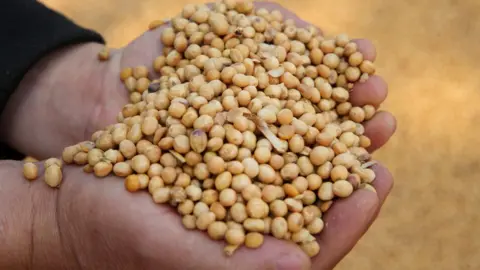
(0, 1), (397, 270)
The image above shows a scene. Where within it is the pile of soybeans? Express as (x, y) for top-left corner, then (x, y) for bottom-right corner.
(23, 0), (380, 258)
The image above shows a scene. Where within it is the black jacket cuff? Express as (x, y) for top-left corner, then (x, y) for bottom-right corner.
(0, 0), (105, 160)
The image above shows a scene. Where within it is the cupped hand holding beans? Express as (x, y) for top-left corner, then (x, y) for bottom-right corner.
(7, 1), (396, 270)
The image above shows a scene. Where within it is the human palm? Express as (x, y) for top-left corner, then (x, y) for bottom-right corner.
(54, 163), (393, 270)
(2, 1), (396, 269)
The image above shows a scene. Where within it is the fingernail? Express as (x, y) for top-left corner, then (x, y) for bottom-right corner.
(275, 252), (309, 270)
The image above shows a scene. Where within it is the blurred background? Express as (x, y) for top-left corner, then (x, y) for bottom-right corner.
(39, 0), (480, 269)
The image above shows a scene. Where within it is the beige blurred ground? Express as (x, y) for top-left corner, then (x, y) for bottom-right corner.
(39, 0), (480, 269)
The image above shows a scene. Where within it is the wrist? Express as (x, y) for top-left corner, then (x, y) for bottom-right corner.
(0, 161), (33, 268)
(0, 160), (78, 269)
(0, 161), (61, 269)
(0, 42), (107, 159)
(30, 164), (80, 269)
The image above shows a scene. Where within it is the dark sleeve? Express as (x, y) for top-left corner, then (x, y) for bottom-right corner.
(0, 0), (106, 160)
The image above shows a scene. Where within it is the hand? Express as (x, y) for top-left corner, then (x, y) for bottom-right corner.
(29, 156), (391, 270)
(0, 1), (397, 269)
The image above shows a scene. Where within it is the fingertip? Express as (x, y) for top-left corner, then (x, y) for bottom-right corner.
(364, 162), (394, 227)
(364, 111), (397, 152)
(352, 38), (377, 61)
(370, 163), (395, 204)
(350, 75), (388, 108)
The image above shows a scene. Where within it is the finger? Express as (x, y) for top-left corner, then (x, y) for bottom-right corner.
(367, 162), (395, 223)
(352, 39), (376, 61)
(311, 189), (379, 269)
(347, 39), (383, 109)
(310, 163), (392, 269)
(348, 39), (385, 113)
(363, 111), (397, 153)
(253, 2), (386, 114)
(310, 164), (393, 270)
(349, 75), (388, 108)
(370, 163), (394, 205)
